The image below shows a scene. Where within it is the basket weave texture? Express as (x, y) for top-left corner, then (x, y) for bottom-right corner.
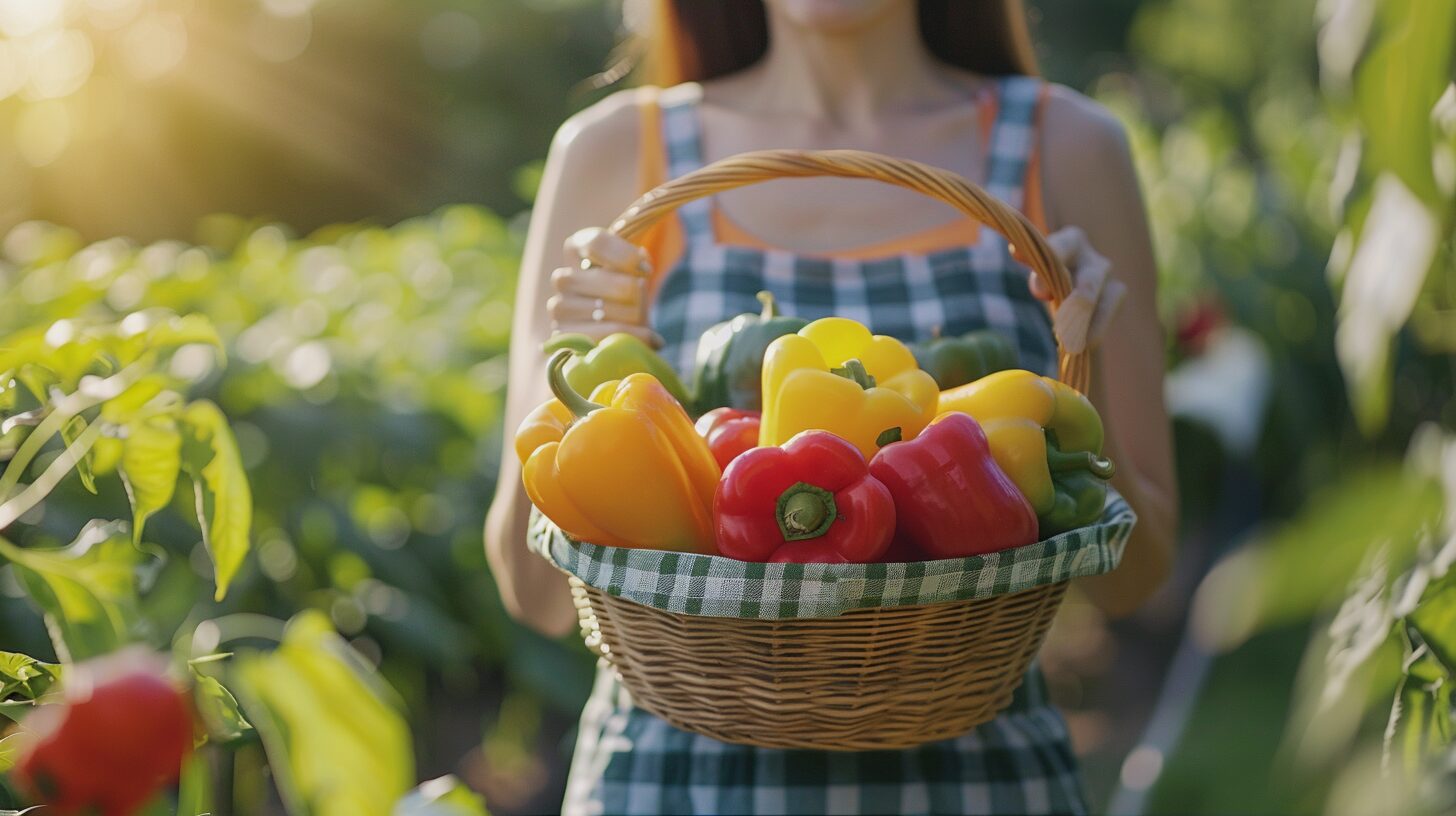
(529, 497), (1131, 751)
(535, 149), (1136, 751)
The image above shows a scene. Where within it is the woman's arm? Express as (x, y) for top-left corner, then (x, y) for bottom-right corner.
(485, 89), (649, 637)
(1041, 86), (1180, 617)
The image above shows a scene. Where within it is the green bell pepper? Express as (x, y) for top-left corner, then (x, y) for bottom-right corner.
(1037, 429), (1115, 536)
(692, 291), (808, 413)
(910, 328), (1020, 390)
(543, 332), (693, 408)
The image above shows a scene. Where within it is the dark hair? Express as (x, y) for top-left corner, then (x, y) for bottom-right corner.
(641, 0), (1039, 86)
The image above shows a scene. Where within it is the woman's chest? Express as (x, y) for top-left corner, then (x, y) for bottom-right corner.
(652, 244), (1058, 381)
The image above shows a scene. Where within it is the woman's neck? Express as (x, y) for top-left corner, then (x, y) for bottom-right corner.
(751, 3), (962, 125)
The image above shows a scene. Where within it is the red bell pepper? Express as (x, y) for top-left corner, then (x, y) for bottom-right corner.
(695, 407), (761, 470)
(869, 411), (1038, 560)
(714, 430), (895, 563)
(13, 648), (194, 816)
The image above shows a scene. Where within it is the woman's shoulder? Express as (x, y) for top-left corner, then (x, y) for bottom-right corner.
(1040, 83), (1132, 165)
(553, 86), (654, 161)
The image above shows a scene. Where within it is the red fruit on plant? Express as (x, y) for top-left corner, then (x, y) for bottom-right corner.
(12, 647), (194, 816)
(713, 430), (895, 563)
(869, 412), (1039, 559)
(695, 407), (762, 469)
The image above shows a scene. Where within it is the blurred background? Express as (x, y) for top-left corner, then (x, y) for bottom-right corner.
(0, 0), (1452, 814)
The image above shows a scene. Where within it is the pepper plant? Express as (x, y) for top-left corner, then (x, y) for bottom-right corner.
(0, 312), (488, 814)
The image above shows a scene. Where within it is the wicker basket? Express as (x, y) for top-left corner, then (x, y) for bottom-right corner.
(542, 148), (1118, 752)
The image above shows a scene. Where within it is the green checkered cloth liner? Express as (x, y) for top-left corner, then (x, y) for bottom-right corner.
(529, 491), (1132, 620)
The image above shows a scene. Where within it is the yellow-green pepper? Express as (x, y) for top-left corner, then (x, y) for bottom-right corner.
(939, 369), (1114, 534)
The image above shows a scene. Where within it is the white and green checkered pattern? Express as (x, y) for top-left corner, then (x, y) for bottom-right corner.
(530, 492), (1131, 620)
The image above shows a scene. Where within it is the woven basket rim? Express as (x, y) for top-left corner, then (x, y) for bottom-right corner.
(530, 490), (1134, 620)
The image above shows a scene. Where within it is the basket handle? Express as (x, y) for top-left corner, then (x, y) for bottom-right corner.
(608, 148), (1089, 392)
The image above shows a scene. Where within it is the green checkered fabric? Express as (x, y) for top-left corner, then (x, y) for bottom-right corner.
(530, 492), (1131, 620)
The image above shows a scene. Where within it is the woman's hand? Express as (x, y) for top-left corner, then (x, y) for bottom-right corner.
(548, 228), (661, 347)
(1019, 226), (1127, 355)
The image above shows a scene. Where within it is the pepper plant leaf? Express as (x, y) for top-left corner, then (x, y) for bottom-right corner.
(0, 652), (61, 703)
(0, 521), (145, 662)
(232, 611), (414, 816)
(118, 414), (182, 545)
(60, 415), (97, 495)
(191, 669), (252, 744)
(179, 400), (252, 601)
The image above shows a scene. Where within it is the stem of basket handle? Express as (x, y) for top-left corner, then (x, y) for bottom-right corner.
(606, 149), (1089, 393)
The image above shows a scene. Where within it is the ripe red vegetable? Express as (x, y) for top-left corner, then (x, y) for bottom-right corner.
(12, 648), (194, 816)
(694, 407), (761, 469)
(869, 412), (1039, 560)
(713, 430), (895, 563)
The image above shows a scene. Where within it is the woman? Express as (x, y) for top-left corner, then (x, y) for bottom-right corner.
(486, 1), (1178, 813)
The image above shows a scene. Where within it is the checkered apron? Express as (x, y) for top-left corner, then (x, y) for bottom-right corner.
(563, 76), (1088, 816)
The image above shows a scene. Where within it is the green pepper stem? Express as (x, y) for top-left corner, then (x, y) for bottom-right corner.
(1046, 438), (1116, 479)
(543, 333), (598, 356)
(775, 482), (838, 541)
(756, 290), (780, 320)
(830, 358), (877, 390)
(547, 349), (604, 420)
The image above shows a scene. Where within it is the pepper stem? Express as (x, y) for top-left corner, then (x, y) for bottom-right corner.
(775, 482), (838, 541)
(830, 358), (877, 390)
(1045, 430), (1116, 479)
(543, 333), (598, 356)
(756, 290), (780, 320)
(547, 348), (604, 420)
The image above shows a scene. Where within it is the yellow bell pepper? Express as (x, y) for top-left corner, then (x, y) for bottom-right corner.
(759, 317), (939, 460)
(518, 350), (720, 553)
(514, 379), (618, 467)
(937, 369), (1110, 516)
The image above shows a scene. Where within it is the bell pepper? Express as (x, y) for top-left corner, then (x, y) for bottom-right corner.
(1038, 431), (1116, 535)
(759, 317), (939, 460)
(910, 327), (1020, 390)
(544, 332), (693, 408)
(518, 349), (720, 553)
(514, 379), (619, 467)
(694, 407), (761, 470)
(714, 430), (894, 563)
(693, 290), (808, 413)
(869, 412), (1039, 559)
(938, 369), (1114, 534)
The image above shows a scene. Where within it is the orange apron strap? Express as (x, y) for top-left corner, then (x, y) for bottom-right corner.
(1022, 82), (1052, 236)
(634, 87), (683, 293)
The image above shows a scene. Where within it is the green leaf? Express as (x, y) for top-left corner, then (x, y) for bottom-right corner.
(119, 414), (182, 544)
(0, 732), (29, 774)
(1196, 465), (1444, 646)
(61, 416), (96, 494)
(1353, 0), (1456, 206)
(179, 400), (252, 601)
(0, 522), (145, 662)
(394, 776), (490, 816)
(0, 652), (61, 702)
(1385, 627), (1455, 776)
(192, 670), (252, 744)
(1407, 555), (1456, 672)
(115, 311), (225, 366)
(231, 611), (414, 816)
(175, 750), (214, 816)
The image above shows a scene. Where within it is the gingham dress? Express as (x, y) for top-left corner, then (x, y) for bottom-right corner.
(563, 76), (1086, 816)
